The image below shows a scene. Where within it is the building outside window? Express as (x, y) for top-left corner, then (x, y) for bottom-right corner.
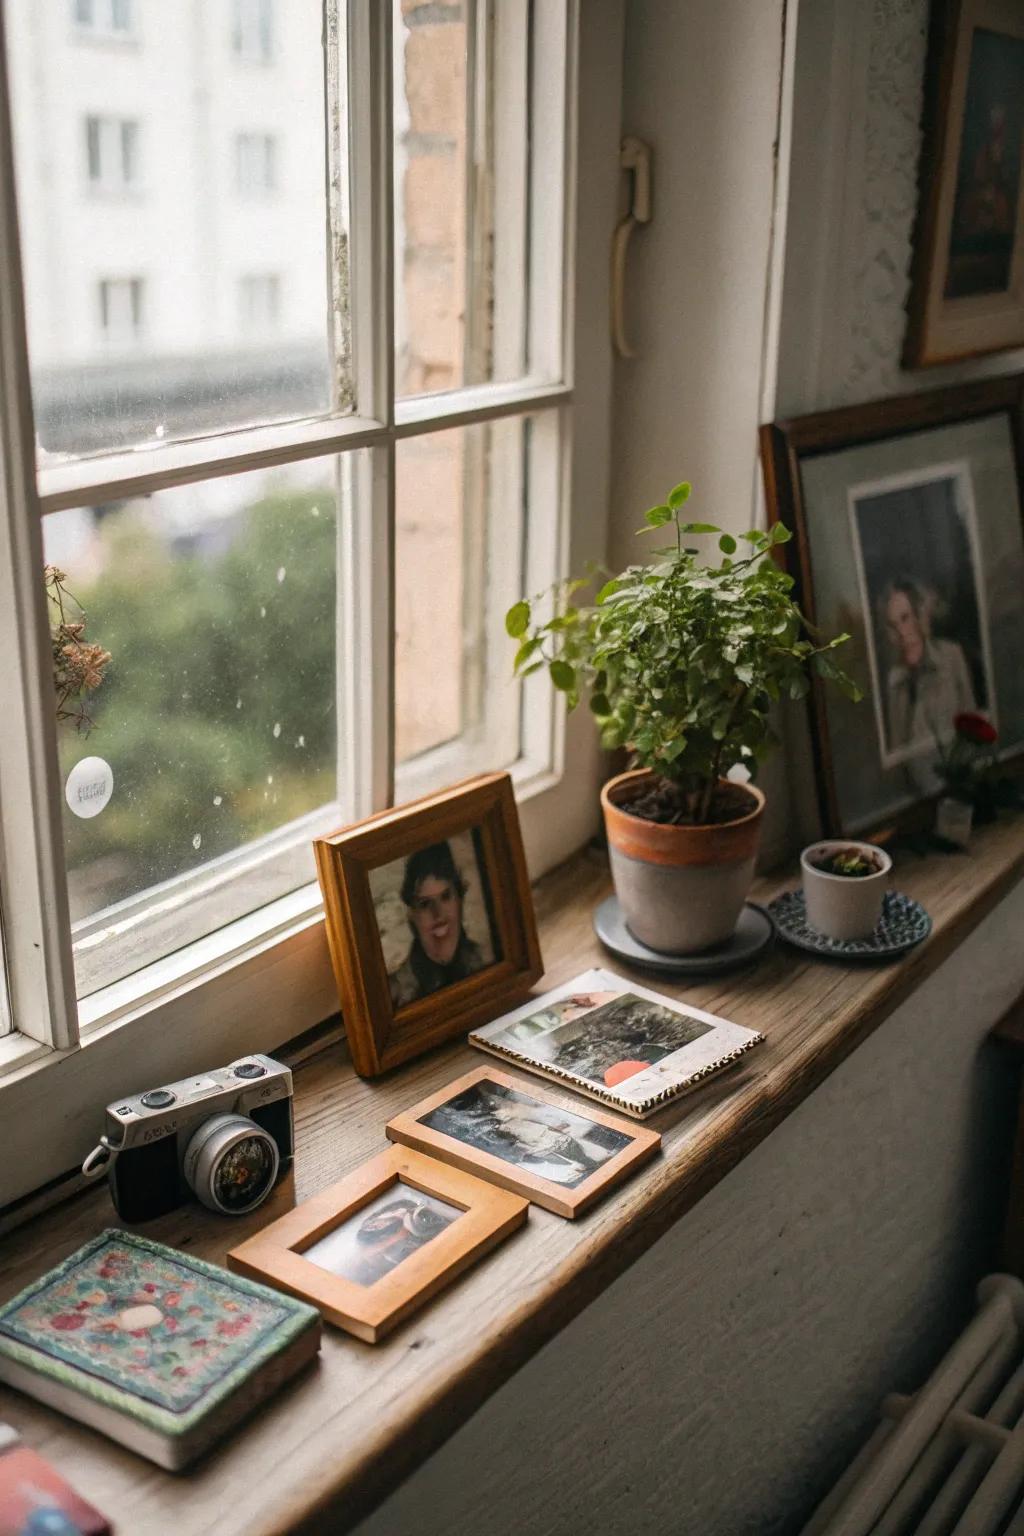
(84, 115), (139, 191)
(234, 131), (277, 197)
(232, 0), (273, 63)
(0, 0), (597, 1212)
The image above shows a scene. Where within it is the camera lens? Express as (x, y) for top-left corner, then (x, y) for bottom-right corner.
(182, 1113), (280, 1215)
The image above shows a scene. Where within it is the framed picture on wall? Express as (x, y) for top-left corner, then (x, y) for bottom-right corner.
(905, 0), (1024, 366)
(760, 376), (1024, 835)
(314, 772), (542, 1076)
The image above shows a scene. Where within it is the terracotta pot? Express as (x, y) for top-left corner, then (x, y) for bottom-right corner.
(600, 768), (766, 955)
(799, 839), (891, 941)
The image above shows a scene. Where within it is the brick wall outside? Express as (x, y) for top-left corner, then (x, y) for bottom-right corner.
(394, 0), (469, 764)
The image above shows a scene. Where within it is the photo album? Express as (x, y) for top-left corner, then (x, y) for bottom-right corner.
(469, 968), (764, 1119)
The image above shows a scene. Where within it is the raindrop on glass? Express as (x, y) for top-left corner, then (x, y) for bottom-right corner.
(192, 833), (202, 851)
(213, 795), (223, 807)
(276, 567), (286, 584)
(272, 722), (281, 738)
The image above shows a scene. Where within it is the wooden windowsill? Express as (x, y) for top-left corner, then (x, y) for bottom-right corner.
(2, 818), (1024, 1534)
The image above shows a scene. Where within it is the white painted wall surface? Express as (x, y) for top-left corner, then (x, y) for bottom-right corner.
(358, 883), (1023, 1536)
(608, 0), (785, 571)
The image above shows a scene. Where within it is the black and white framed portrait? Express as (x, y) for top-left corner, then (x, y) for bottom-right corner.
(761, 377), (1024, 834)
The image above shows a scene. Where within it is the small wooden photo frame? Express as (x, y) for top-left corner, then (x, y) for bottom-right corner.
(386, 1066), (661, 1219)
(227, 1146), (527, 1343)
(314, 772), (543, 1076)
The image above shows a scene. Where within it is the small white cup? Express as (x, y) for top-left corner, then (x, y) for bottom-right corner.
(800, 840), (892, 942)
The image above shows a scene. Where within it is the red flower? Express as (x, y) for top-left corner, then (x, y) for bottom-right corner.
(217, 1319), (247, 1338)
(142, 1283), (158, 1294)
(191, 1339), (208, 1349)
(51, 1313), (86, 1331)
(955, 712), (998, 745)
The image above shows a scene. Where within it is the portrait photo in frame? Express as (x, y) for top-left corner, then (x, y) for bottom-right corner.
(905, 0), (1024, 366)
(227, 1146), (528, 1343)
(386, 1065), (662, 1219)
(314, 773), (542, 1076)
(760, 376), (1024, 836)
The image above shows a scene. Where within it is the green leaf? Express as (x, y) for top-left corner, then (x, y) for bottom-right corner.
(589, 692), (611, 716)
(661, 734), (687, 762)
(770, 522), (793, 545)
(513, 636), (542, 671)
(505, 600), (530, 638)
(549, 659), (576, 692)
(719, 533), (737, 555)
(596, 578), (623, 604)
(642, 503), (673, 529)
(679, 522), (720, 535)
(667, 481), (693, 508)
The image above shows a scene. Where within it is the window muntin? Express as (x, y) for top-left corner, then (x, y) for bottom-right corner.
(9, 2), (340, 459)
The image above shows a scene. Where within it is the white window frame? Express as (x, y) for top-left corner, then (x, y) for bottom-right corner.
(0, 0), (621, 1208)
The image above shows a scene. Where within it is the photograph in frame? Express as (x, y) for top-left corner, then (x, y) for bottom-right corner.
(369, 828), (501, 1011)
(387, 1063), (662, 1218)
(905, 0), (1024, 366)
(314, 772), (542, 1076)
(468, 968), (763, 1119)
(229, 1146), (529, 1342)
(847, 462), (996, 770)
(302, 1185), (462, 1288)
(761, 380), (1024, 835)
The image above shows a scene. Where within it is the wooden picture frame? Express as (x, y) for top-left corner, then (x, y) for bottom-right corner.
(760, 375), (1024, 836)
(314, 772), (543, 1077)
(905, 0), (1024, 367)
(386, 1065), (661, 1219)
(227, 1146), (527, 1343)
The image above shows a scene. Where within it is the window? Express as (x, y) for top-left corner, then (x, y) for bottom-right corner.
(0, 0), (606, 1209)
(235, 132), (277, 197)
(74, 0), (134, 39)
(232, 0), (274, 63)
(97, 276), (144, 347)
(85, 116), (139, 192)
(239, 273), (281, 332)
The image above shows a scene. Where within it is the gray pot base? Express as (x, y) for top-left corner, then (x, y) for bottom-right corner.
(594, 895), (775, 976)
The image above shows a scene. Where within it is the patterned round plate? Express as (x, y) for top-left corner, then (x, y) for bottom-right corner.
(768, 888), (932, 960)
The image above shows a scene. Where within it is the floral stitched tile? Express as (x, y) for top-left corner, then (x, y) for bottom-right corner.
(0, 1231), (298, 1414)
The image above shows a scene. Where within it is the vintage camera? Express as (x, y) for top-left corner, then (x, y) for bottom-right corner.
(82, 1055), (294, 1222)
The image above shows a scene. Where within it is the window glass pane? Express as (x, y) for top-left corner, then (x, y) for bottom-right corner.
(8, 1), (346, 458)
(394, 416), (531, 788)
(43, 461), (339, 997)
(394, 0), (544, 399)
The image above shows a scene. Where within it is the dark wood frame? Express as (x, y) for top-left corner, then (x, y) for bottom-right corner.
(314, 772), (543, 1077)
(228, 1145), (528, 1343)
(904, 0), (1024, 367)
(386, 1065), (662, 1219)
(760, 374), (1024, 836)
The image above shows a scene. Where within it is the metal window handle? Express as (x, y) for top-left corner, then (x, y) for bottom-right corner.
(611, 136), (652, 358)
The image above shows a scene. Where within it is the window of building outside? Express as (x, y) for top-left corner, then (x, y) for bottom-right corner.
(74, 0), (134, 38)
(233, 0), (274, 63)
(85, 116), (139, 191)
(239, 273), (281, 333)
(235, 131), (277, 197)
(97, 277), (144, 347)
(0, 0), (579, 1202)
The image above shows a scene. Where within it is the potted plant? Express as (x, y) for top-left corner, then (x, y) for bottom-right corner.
(800, 840), (891, 941)
(506, 482), (859, 953)
(933, 710), (1001, 845)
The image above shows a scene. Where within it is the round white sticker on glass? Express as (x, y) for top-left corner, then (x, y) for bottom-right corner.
(65, 756), (114, 819)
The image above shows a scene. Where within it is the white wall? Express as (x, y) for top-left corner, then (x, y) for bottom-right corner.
(608, 0), (785, 571)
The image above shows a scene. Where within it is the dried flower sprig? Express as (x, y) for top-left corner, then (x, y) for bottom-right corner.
(45, 564), (111, 732)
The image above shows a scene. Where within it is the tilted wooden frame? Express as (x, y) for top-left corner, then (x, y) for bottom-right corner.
(904, 0), (1024, 368)
(759, 374), (1024, 836)
(227, 1145), (528, 1343)
(314, 772), (543, 1076)
(385, 1065), (661, 1219)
